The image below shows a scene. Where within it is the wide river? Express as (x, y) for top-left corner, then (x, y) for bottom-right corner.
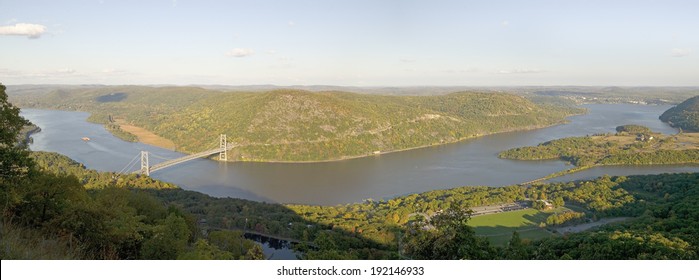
(22, 104), (698, 205)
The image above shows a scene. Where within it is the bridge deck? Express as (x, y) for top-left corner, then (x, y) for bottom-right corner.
(132, 147), (227, 174)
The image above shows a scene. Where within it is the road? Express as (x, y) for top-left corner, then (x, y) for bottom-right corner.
(554, 217), (631, 234)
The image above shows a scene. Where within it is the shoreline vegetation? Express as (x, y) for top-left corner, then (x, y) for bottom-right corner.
(659, 95), (699, 132)
(100, 116), (576, 164)
(20, 103), (579, 165)
(36, 108), (579, 164)
(12, 151), (699, 259)
(19, 124), (41, 146)
(501, 125), (699, 183)
(12, 86), (585, 163)
(5, 85), (699, 260)
(112, 118), (176, 150)
(222, 119), (580, 164)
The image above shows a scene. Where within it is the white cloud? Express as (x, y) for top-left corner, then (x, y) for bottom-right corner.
(671, 48), (691, 57)
(101, 68), (129, 75)
(0, 68), (77, 77)
(288, 21), (295, 27)
(443, 68), (478, 73)
(497, 68), (544, 74)
(55, 68), (76, 74)
(0, 68), (22, 76)
(266, 49), (278, 55)
(400, 58), (416, 63)
(501, 20), (509, 27)
(0, 23), (47, 38)
(225, 48), (255, 57)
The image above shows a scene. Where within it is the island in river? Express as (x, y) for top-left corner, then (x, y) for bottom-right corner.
(499, 125), (699, 181)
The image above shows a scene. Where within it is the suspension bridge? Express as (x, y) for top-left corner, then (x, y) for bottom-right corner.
(118, 134), (229, 176)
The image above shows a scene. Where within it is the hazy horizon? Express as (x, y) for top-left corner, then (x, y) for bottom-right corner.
(2, 0), (698, 86)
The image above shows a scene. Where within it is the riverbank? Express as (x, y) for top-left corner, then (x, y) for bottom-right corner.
(20, 124), (41, 145)
(23, 105), (692, 206)
(508, 131), (699, 185)
(113, 119), (177, 150)
(91, 114), (578, 164)
(221, 118), (579, 164)
(522, 161), (699, 186)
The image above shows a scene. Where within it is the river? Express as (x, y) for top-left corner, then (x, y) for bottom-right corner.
(21, 104), (698, 206)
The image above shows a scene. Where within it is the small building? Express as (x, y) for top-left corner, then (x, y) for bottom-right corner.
(636, 134), (654, 142)
(538, 199), (554, 210)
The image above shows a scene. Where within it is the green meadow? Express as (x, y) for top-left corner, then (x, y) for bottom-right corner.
(469, 208), (558, 246)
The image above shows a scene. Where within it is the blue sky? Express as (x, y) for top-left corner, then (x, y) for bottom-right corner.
(1, 0), (697, 86)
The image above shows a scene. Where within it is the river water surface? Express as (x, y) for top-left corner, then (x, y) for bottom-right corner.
(21, 104), (698, 205)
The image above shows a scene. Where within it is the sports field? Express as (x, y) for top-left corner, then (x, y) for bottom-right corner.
(468, 208), (557, 246)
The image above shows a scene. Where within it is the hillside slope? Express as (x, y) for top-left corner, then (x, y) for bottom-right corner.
(11, 86), (583, 161)
(660, 95), (699, 132)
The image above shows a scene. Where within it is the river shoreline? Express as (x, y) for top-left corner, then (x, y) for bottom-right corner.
(17, 104), (585, 164)
(24, 106), (583, 164)
(121, 117), (580, 164)
(230, 120), (578, 164)
(20, 124), (42, 145)
(113, 119), (177, 150)
(523, 162), (699, 185)
(22, 105), (693, 206)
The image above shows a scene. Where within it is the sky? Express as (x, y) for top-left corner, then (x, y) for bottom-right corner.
(1, 0), (698, 86)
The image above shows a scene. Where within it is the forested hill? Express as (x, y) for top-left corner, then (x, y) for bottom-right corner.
(660, 95), (699, 132)
(10, 86), (583, 161)
(500, 126), (699, 167)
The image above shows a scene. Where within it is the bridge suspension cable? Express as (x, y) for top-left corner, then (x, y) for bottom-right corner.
(148, 152), (174, 161)
(127, 134), (229, 176)
(117, 153), (141, 174)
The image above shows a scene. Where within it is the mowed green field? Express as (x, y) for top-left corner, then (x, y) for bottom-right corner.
(468, 208), (557, 246)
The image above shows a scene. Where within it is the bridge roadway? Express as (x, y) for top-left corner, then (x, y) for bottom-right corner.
(132, 146), (228, 174)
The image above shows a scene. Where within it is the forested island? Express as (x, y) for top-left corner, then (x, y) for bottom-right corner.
(9, 86), (583, 162)
(499, 125), (699, 180)
(660, 95), (699, 132)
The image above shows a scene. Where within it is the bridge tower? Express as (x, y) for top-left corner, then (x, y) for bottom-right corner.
(219, 134), (227, 161)
(140, 151), (149, 176)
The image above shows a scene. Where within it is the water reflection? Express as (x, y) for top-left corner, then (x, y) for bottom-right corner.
(244, 233), (299, 260)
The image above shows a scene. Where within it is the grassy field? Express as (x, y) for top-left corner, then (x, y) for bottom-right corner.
(469, 208), (557, 246)
(115, 119), (176, 150)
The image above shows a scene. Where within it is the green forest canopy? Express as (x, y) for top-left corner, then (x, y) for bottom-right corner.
(660, 95), (699, 132)
(12, 151), (699, 260)
(10, 86), (583, 162)
(5, 84), (699, 259)
(499, 126), (699, 167)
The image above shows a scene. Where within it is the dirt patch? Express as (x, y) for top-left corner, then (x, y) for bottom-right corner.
(554, 217), (631, 234)
(115, 120), (176, 150)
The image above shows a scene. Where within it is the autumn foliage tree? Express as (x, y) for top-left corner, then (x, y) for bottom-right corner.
(402, 206), (494, 259)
